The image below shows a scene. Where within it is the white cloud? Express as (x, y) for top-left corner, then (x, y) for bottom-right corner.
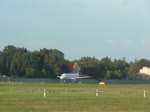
(141, 39), (150, 48)
(105, 39), (133, 47)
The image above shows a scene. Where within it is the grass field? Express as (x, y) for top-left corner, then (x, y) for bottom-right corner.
(0, 82), (150, 112)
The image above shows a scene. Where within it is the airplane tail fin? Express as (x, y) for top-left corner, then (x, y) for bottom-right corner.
(62, 62), (80, 74)
(72, 62), (80, 73)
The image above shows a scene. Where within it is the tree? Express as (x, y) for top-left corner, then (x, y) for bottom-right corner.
(2, 45), (17, 76)
(128, 59), (150, 79)
(100, 57), (113, 79)
(0, 51), (4, 75)
(77, 57), (102, 79)
(39, 48), (65, 78)
(113, 59), (129, 79)
(1, 45), (150, 80)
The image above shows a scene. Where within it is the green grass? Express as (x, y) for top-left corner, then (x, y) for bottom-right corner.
(0, 82), (150, 112)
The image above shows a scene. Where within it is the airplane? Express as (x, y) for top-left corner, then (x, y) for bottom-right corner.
(57, 62), (91, 83)
(57, 72), (91, 83)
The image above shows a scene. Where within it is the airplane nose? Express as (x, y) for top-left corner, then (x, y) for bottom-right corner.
(60, 76), (64, 79)
(60, 74), (65, 79)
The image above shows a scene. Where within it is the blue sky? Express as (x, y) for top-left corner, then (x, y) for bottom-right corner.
(0, 0), (150, 61)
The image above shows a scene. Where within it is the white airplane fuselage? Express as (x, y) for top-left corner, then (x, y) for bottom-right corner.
(58, 73), (90, 83)
(60, 73), (79, 80)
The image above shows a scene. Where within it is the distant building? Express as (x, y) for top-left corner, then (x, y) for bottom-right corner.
(137, 67), (150, 80)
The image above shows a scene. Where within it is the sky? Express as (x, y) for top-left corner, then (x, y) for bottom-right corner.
(0, 0), (150, 62)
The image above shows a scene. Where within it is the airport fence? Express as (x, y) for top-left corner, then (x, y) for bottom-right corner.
(0, 77), (150, 84)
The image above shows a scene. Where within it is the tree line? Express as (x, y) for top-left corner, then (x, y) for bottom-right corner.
(0, 45), (150, 80)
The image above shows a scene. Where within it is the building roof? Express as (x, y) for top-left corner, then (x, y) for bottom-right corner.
(139, 67), (150, 76)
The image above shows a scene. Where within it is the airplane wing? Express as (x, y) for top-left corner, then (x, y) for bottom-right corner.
(70, 76), (90, 81)
(74, 76), (91, 79)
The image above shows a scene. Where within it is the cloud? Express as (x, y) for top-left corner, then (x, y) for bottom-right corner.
(141, 39), (150, 48)
(105, 39), (150, 49)
(105, 39), (133, 47)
